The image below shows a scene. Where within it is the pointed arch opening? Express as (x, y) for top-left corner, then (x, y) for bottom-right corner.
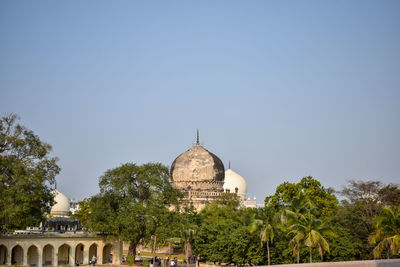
(58, 244), (71, 265)
(75, 243), (84, 265)
(28, 245), (39, 266)
(11, 245), (23, 265)
(102, 244), (113, 264)
(42, 244), (53, 266)
(0, 245), (7, 265)
(89, 243), (98, 262)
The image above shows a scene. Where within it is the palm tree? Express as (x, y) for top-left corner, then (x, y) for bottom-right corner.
(288, 230), (303, 264)
(250, 218), (275, 265)
(369, 206), (400, 259)
(281, 192), (313, 225)
(282, 192), (313, 264)
(249, 206), (278, 266)
(182, 228), (196, 267)
(288, 211), (336, 263)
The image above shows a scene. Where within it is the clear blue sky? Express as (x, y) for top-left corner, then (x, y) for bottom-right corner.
(1, 1), (399, 202)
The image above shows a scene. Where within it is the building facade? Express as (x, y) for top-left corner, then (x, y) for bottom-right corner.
(0, 190), (122, 266)
(0, 232), (121, 266)
(171, 133), (257, 210)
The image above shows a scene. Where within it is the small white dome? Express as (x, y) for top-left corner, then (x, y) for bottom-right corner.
(50, 189), (70, 217)
(223, 169), (247, 200)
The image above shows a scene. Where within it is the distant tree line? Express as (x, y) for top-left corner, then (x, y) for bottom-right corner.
(75, 165), (400, 265)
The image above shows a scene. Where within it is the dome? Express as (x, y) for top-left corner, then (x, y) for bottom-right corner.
(223, 169), (247, 200)
(171, 144), (225, 184)
(50, 189), (70, 217)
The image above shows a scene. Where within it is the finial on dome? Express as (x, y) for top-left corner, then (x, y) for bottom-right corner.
(229, 160), (231, 169)
(196, 129), (199, 145)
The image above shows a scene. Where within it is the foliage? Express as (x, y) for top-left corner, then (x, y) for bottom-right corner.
(81, 162), (182, 259)
(193, 193), (262, 266)
(337, 180), (400, 259)
(142, 257), (149, 267)
(0, 114), (60, 233)
(287, 210), (336, 263)
(249, 204), (277, 265)
(369, 206), (400, 259)
(127, 254), (135, 266)
(56, 158), (400, 265)
(265, 176), (338, 217)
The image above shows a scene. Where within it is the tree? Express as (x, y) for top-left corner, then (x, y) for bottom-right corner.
(249, 205), (277, 265)
(194, 193), (261, 266)
(0, 114), (60, 233)
(338, 180), (399, 259)
(182, 228), (196, 267)
(288, 211), (336, 263)
(82, 163), (182, 260)
(369, 206), (400, 259)
(265, 177), (338, 218)
(282, 192), (311, 264)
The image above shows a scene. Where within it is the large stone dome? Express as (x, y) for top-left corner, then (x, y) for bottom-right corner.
(171, 144), (225, 185)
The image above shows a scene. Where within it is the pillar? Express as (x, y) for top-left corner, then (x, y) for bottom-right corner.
(53, 248), (58, 267)
(83, 246), (89, 265)
(6, 248), (11, 266)
(38, 247), (43, 267)
(23, 246), (28, 266)
(97, 244), (103, 265)
(69, 245), (74, 266)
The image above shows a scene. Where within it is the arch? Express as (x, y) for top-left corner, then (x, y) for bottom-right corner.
(89, 243), (98, 262)
(42, 244), (54, 266)
(0, 245), (7, 265)
(57, 244), (71, 265)
(102, 244), (113, 264)
(28, 245), (39, 266)
(11, 245), (23, 265)
(75, 243), (84, 265)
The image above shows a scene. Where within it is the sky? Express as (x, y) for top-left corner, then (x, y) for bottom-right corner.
(1, 1), (399, 203)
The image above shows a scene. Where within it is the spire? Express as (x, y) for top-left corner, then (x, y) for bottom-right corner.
(196, 129), (199, 145)
(229, 160), (231, 169)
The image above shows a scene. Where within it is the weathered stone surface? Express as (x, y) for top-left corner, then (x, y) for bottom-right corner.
(171, 144), (225, 188)
(171, 144), (225, 210)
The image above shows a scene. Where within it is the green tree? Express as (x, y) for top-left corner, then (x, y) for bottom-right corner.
(369, 206), (400, 259)
(282, 192), (312, 264)
(288, 211), (336, 263)
(249, 205), (277, 265)
(194, 193), (261, 266)
(265, 176), (338, 218)
(0, 114), (60, 233)
(82, 163), (182, 260)
(337, 180), (399, 259)
(182, 228), (196, 267)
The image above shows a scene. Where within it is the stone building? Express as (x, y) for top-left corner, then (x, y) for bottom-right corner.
(171, 132), (257, 210)
(0, 190), (122, 266)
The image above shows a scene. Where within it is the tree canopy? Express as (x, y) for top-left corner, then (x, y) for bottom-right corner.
(77, 162), (183, 258)
(0, 114), (60, 233)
